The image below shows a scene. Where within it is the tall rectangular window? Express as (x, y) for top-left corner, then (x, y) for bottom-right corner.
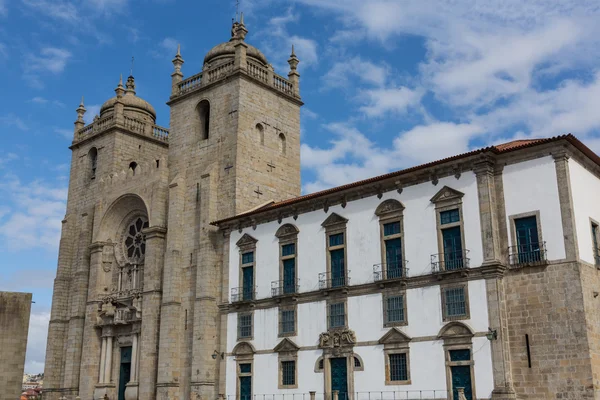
(444, 287), (467, 319)
(241, 251), (254, 300)
(329, 233), (346, 287)
(238, 313), (252, 339)
(389, 353), (408, 382)
(440, 209), (463, 270)
(281, 361), (296, 386)
(329, 302), (345, 328)
(385, 295), (405, 325)
(592, 222), (599, 265)
(281, 243), (296, 294)
(280, 309), (295, 335)
(383, 222), (403, 278)
(514, 216), (540, 263)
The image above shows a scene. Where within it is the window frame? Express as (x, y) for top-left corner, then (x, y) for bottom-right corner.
(441, 283), (470, 322)
(322, 213), (349, 289)
(276, 224), (300, 296)
(236, 360), (253, 400)
(375, 199), (406, 280)
(431, 187), (467, 271)
(236, 234), (258, 302)
(278, 305), (297, 337)
(383, 291), (408, 328)
(386, 351), (410, 384)
(591, 218), (600, 266)
(327, 299), (348, 330)
(237, 311), (254, 340)
(508, 210), (544, 263)
(278, 357), (298, 389)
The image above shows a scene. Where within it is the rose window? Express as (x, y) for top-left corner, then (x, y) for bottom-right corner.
(124, 217), (149, 261)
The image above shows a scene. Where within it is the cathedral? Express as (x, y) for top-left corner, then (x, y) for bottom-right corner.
(44, 16), (600, 400)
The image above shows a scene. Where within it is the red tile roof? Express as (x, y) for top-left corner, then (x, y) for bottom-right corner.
(212, 134), (595, 225)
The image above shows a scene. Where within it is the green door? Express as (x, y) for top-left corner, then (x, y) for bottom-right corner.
(515, 216), (540, 262)
(330, 357), (348, 400)
(451, 366), (472, 400)
(118, 346), (132, 400)
(442, 226), (463, 270)
(330, 249), (345, 287)
(385, 238), (403, 278)
(283, 258), (296, 294)
(242, 266), (254, 300)
(240, 376), (251, 400)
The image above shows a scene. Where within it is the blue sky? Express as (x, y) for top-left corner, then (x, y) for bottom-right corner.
(2, 0), (600, 373)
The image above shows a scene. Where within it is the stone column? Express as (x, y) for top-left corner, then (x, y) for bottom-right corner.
(234, 41), (248, 72)
(99, 338), (107, 383)
(125, 331), (140, 400)
(104, 336), (113, 383)
(138, 227), (167, 400)
(553, 150), (579, 261)
(474, 158), (502, 265)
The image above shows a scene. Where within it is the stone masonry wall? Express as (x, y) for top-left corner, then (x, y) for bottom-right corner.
(0, 291), (32, 400)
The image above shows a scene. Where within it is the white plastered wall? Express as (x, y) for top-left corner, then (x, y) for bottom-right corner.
(569, 159), (600, 264)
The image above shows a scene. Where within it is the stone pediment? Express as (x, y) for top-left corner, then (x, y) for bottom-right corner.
(273, 338), (300, 353)
(321, 213), (348, 228)
(232, 341), (256, 356)
(438, 321), (474, 339)
(236, 233), (258, 248)
(275, 223), (299, 238)
(319, 328), (356, 348)
(378, 328), (411, 344)
(430, 186), (464, 203)
(375, 199), (405, 217)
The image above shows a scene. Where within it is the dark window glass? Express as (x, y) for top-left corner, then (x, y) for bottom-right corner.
(281, 310), (295, 334)
(354, 357), (361, 368)
(329, 302), (345, 328)
(515, 216), (541, 263)
(239, 363), (251, 373)
(445, 287), (466, 317)
(440, 209), (460, 225)
(389, 353), (408, 381)
(385, 238), (403, 277)
(318, 359), (324, 370)
(383, 222), (401, 236)
(593, 223), (600, 264)
(329, 233), (344, 247)
(239, 314), (252, 338)
(386, 296), (404, 323)
(242, 252), (254, 265)
(442, 226), (464, 270)
(330, 249), (345, 287)
(449, 349), (471, 362)
(282, 243), (296, 256)
(283, 258), (296, 294)
(281, 361), (295, 385)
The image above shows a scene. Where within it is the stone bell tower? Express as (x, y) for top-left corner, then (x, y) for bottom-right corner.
(155, 15), (302, 400)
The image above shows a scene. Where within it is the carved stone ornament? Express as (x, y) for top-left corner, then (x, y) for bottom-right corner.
(374, 199), (404, 217)
(102, 262), (112, 273)
(275, 223), (299, 238)
(430, 186), (465, 203)
(273, 338), (300, 353)
(321, 212), (348, 228)
(318, 328), (356, 348)
(236, 233), (258, 248)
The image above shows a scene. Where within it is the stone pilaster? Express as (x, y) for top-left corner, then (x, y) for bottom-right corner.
(474, 157), (502, 265)
(234, 41), (248, 72)
(138, 226), (167, 400)
(553, 149), (579, 261)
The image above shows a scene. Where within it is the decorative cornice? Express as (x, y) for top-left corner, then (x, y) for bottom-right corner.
(143, 226), (167, 239)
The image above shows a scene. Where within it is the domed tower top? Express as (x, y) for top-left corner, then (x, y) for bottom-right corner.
(99, 75), (156, 123)
(203, 13), (269, 68)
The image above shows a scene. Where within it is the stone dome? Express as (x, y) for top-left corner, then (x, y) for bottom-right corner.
(203, 39), (268, 67)
(100, 76), (156, 122)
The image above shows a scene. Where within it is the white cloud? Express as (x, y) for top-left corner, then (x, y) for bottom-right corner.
(24, 47), (72, 87)
(322, 57), (388, 89)
(25, 311), (50, 374)
(21, 0), (78, 22)
(54, 128), (73, 139)
(150, 37), (179, 59)
(0, 153), (19, 167)
(30, 97), (48, 104)
(0, 0), (6, 16)
(87, 0), (128, 14)
(0, 114), (28, 131)
(359, 87), (423, 117)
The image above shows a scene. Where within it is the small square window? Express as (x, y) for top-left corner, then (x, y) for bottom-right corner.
(242, 252), (254, 265)
(389, 353), (408, 382)
(386, 295), (405, 324)
(329, 302), (345, 328)
(282, 243), (296, 256)
(329, 233), (344, 247)
(445, 287), (466, 317)
(239, 363), (251, 373)
(449, 349), (470, 362)
(440, 209), (460, 225)
(383, 222), (401, 236)
(238, 313), (252, 339)
(281, 360), (296, 386)
(280, 310), (295, 334)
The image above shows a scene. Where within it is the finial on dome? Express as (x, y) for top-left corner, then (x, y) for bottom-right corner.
(232, 12), (248, 41)
(125, 75), (136, 94)
(115, 74), (126, 97)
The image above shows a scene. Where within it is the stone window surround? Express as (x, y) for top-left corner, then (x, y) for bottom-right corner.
(235, 359), (253, 400)
(278, 354), (298, 389)
(236, 234), (258, 301)
(439, 322), (476, 399)
(322, 213), (349, 288)
(237, 311), (254, 341)
(375, 199), (406, 278)
(590, 217), (600, 266)
(440, 283), (470, 322)
(314, 354), (364, 372)
(431, 187), (467, 271)
(384, 347), (411, 385)
(382, 290), (408, 328)
(278, 304), (297, 337)
(326, 297), (348, 330)
(508, 210), (544, 253)
(275, 224), (300, 293)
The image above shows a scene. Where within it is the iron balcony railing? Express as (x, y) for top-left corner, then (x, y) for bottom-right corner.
(508, 242), (547, 266)
(271, 279), (300, 297)
(431, 250), (470, 273)
(231, 286), (257, 302)
(319, 271), (351, 290)
(224, 390), (450, 400)
(373, 261), (409, 282)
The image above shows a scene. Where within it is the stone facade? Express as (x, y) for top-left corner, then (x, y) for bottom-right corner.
(0, 291), (32, 400)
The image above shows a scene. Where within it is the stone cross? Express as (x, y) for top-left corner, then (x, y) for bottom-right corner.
(267, 161), (276, 172)
(254, 186), (263, 198)
(224, 165), (233, 174)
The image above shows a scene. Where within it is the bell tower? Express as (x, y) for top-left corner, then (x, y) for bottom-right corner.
(156, 15), (302, 400)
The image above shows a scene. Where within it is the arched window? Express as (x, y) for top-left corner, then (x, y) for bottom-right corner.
(88, 147), (98, 179)
(129, 162), (138, 175)
(256, 123), (264, 145)
(197, 100), (210, 140)
(279, 133), (286, 155)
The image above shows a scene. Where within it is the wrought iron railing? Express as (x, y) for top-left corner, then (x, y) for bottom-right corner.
(271, 279), (300, 297)
(223, 390), (450, 400)
(231, 286), (257, 302)
(431, 250), (470, 273)
(319, 271), (350, 290)
(508, 242), (547, 266)
(373, 261), (409, 281)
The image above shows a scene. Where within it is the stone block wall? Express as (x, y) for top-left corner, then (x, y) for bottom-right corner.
(0, 291), (32, 400)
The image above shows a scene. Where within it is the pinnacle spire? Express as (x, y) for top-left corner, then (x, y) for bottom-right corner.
(176, 43), (181, 56)
(79, 96), (85, 108)
(240, 12), (244, 25)
(291, 44), (296, 57)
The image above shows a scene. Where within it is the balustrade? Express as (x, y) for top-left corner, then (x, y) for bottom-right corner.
(247, 61), (269, 83)
(178, 72), (202, 94)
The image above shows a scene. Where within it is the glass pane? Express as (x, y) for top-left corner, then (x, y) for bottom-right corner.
(445, 287), (466, 317)
(387, 296), (404, 323)
(282, 361), (295, 385)
(449, 349), (471, 361)
(282, 243), (296, 256)
(383, 222), (401, 236)
(329, 233), (344, 247)
(385, 238), (403, 277)
(281, 310), (295, 333)
(242, 252), (254, 265)
(283, 259), (296, 294)
(515, 216), (540, 262)
(239, 314), (252, 338)
(354, 357), (361, 368)
(440, 209), (460, 225)
(442, 226), (464, 270)
(329, 303), (345, 328)
(239, 363), (251, 373)
(330, 249), (346, 287)
(389, 353), (408, 381)
(242, 267), (254, 300)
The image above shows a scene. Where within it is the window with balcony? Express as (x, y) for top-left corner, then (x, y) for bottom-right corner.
(509, 211), (546, 266)
(274, 224), (300, 296)
(321, 213), (349, 289)
(375, 199), (407, 281)
(430, 186), (468, 272)
(234, 234), (258, 302)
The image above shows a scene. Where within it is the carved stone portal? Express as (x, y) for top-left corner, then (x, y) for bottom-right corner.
(318, 329), (356, 348)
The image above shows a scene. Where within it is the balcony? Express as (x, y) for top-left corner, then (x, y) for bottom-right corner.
(373, 261), (409, 282)
(231, 286), (257, 303)
(271, 280), (300, 297)
(431, 250), (470, 273)
(319, 272), (350, 290)
(508, 242), (547, 267)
